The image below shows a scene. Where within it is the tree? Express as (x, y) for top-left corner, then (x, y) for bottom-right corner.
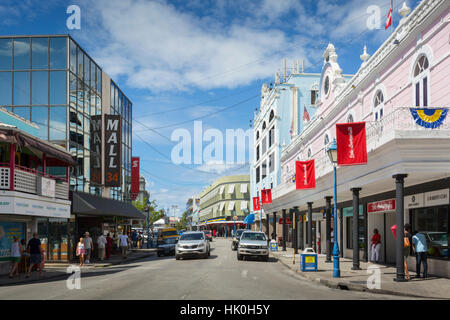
(133, 198), (165, 229)
(175, 210), (189, 231)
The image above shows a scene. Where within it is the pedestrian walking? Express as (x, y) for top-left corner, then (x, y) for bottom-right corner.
(412, 230), (428, 278)
(76, 237), (85, 266)
(83, 232), (93, 264)
(403, 224), (412, 280)
(26, 233), (43, 278)
(120, 233), (130, 259)
(39, 247), (45, 274)
(105, 233), (113, 259)
(131, 230), (138, 249)
(97, 233), (107, 261)
(370, 229), (381, 263)
(9, 236), (22, 279)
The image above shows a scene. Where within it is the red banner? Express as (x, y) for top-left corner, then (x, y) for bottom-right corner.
(131, 157), (140, 200)
(368, 199), (396, 213)
(336, 122), (367, 166)
(253, 197), (260, 211)
(278, 218), (292, 225)
(295, 160), (315, 189)
(261, 189), (272, 204)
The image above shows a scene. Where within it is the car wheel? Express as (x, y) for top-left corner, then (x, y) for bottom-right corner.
(237, 253), (243, 261)
(175, 255), (180, 260)
(262, 255), (269, 262)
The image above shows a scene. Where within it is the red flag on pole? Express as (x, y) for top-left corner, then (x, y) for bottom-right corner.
(385, 0), (393, 30)
(336, 122), (367, 166)
(261, 189), (272, 204)
(253, 197), (261, 211)
(131, 157), (140, 200)
(295, 160), (315, 189)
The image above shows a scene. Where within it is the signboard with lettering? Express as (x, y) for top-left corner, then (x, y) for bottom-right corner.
(0, 195), (70, 218)
(131, 157), (140, 200)
(104, 115), (122, 187)
(37, 176), (55, 198)
(368, 199), (396, 213)
(404, 193), (424, 209)
(90, 115), (102, 184)
(424, 189), (449, 207)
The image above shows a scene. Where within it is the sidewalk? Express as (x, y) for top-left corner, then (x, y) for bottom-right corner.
(0, 248), (156, 287)
(271, 249), (450, 299)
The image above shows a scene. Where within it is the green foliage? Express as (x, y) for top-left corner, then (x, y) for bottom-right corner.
(134, 197), (165, 229)
(175, 209), (189, 231)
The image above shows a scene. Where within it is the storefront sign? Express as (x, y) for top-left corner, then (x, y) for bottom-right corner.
(131, 157), (140, 200)
(0, 222), (25, 260)
(90, 115), (102, 184)
(368, 199), (395, 213)
(104, 115), (122, 187)
(0, 195), (70, 218)
(424, 189), (449, 207)
(312, 212), (323, 220)
(342, 205), (363, 217)
(278, 218), (292, 225)
(37, 176), (55, 198)
(404, 193), (424, 209)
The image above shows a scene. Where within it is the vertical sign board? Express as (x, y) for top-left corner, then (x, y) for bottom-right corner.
(104, 115), (122, 187)
(131, 157), (140, 200)
(90, 115), (102, 184)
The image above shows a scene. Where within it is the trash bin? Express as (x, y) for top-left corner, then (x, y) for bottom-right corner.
(301, 247), (317, 271)
(269, 239), (278, 251)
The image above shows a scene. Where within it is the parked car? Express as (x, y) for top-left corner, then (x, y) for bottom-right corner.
(237, 231), (269, 261)
(421, 231), (449, 257)
(157, 237), (177, 257)
(203, 230), (213, 241)
(231, 229), (246, 251)
(176, 231), (210, 260)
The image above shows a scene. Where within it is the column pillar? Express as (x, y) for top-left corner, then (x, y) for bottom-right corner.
(272, 212), (276, 241)
(282, 209), (287, 251)
(265, 213), (270, 239)
(393, 174), (408, 282)
(325, 196), (332, 263)
(293, 207), (299, 254)
(9, 143), (15, 191)
(339, 207), (343, 258)
(351, 187), (362, 270)
(363, 202), (368, 262)
(307, 202), (313, 247)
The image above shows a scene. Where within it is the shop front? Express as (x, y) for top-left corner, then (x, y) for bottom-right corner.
(405, 188), (449, 277)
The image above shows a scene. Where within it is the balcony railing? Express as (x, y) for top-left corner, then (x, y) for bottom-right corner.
(0, 165), (69, 200)
(275, 107), (450, 198)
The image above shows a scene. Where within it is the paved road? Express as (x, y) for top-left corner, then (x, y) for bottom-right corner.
(0, 238), (415, 300)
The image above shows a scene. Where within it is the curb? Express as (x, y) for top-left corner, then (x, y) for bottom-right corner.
(275, 255), (446, 300)
(0, 252), (155, 287)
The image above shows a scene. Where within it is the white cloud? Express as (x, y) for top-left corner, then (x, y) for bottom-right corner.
(197, 160), (249, 175)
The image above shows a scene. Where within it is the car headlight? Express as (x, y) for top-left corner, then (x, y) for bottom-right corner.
(198, 243), (205, 248)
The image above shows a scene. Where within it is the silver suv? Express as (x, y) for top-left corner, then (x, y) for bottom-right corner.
(175, 231), (210, 260)
(237, 231), (269, 261)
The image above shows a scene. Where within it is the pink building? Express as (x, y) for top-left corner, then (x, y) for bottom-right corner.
(265, 0), (450, 278)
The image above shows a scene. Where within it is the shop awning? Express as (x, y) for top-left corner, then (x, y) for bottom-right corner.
(72, 191), (146, 219)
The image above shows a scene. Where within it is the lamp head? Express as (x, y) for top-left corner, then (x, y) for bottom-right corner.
(327, 138), (338, 163)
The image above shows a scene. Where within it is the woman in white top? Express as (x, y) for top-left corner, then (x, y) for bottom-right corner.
(9, 236), (22, 278)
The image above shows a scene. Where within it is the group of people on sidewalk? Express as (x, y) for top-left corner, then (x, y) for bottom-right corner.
(76, 231), (133, 266)
(370, 224), (428, 280)
(9, 233), (45, 279)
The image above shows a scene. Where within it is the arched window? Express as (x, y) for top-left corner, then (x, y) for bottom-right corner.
(256, 131), (260, 140)
(307, 148), (312, 159)
(262, 122), (266, 130)
(269, 110), (274, 122)
(374, 90), (384, 121)
(413, 55), (429, 107)
(347, 114), (354, 123)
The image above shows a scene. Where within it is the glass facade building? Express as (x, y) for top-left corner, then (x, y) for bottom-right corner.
(0, 35), (132, 202)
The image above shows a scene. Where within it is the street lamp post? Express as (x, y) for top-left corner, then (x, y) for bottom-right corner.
(327, 138), (340, 278)
(259, 199), (263, 232)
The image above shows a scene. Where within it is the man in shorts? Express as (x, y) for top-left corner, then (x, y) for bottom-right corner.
(83, 232), (93, 264)
(120, 233), (130, 259)
(26, 233), (43, 277)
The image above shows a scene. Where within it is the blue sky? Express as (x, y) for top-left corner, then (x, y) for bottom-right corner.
(0, 0), (421, 216)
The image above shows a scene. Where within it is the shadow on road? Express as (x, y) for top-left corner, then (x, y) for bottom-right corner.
(177, 255), (218, 260)
(238, 256), (278, 263)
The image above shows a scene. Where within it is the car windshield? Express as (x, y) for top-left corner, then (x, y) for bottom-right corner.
(180, 233), (204, 241)
(235, 230), (245, 237)
(428, 233), (447, 242)
(241, 232), (266, 241)
(163, 238), (177, 244)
